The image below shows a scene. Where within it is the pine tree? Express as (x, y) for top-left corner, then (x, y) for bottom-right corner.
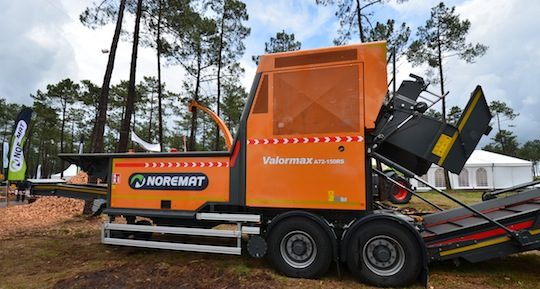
(407, 2), (488, 190)
(208, 0), (250, 150)
(118, 0), (144, 152)
(81, 0), (127, 153)
(315, 0), (409, 47)
(252, 30), (302, 64)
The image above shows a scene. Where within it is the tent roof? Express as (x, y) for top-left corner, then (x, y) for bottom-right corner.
(465, 150), (532, 166)
(51, 164), (79, 179)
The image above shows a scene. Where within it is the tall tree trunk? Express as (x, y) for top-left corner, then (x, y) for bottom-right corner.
(60, 104), (66, 153)
(60, 104), (66, 178)
(92, 0), (127, 153)
(89, 108), (99, 149)
(156, 0), (164, 152)
(189, 48), (202, 151)
(355, 0), (365, 42)
(437, 23), (452, 191)
(148, 94), (153, 140)
(215, 8), (226, 151)
(118, 0), (143, 152)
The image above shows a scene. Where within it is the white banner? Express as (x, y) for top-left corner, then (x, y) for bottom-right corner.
(2, 141), (8, 169)
(131, 131), (161, 152)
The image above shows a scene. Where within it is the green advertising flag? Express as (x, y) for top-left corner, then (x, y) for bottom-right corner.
(8, 108), (33, 181)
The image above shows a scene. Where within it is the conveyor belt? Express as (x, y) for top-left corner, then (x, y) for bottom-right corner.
(30, 183), (108, 200)
(422, 188), (540, 263)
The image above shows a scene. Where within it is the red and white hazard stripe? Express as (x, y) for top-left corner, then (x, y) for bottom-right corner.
(115, 161), (229, 168)
(145, 161), (228, 168)
(247, 135), (363, 145)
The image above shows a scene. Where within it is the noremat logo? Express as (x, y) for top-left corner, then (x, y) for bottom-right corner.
(128, 173), (209, 190)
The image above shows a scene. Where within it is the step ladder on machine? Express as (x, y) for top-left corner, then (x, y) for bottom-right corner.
(101, 213), (262, 255)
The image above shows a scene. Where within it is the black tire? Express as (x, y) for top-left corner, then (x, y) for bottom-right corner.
(346, 220), (422, 287)
(388, 180), (413, 204)
(267, 217), (333, 279)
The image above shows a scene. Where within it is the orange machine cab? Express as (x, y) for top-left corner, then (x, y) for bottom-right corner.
(109, 42), (388, 213)
(246, 42), (387, 210)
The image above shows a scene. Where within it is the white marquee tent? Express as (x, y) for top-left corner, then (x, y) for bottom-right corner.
(51, 164), (79, 180)
(413, 150), (534, 191)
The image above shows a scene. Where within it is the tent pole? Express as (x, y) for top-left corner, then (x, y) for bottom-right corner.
(491, 163), (495, 190)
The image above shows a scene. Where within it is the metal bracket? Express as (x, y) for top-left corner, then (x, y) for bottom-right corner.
(511, 230), (537, 247)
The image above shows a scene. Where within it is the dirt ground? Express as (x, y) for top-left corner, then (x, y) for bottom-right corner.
(1, 197), (540, 289)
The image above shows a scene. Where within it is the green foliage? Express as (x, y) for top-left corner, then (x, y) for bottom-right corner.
(407, 2), (488, 70)
(518, 139), (540, 176)
(208, 0), (250, 66)
(0, 98), (23, 143)
(252, 30), (302, 64)
(483, 129), (519, 157)
(425, 108), (442, 121)
(315, 0), (409, 50)
(79, 0), (120, 29)
(446, 106), (462, 126)
(208, 0), (250, 150)
(519, 140), (540, 162)
(221, 82), (247, 134)
(366, 19), (411, 57)
(489, 100), (519, 135)
(33, 78), (81, 153)
(407, 0), (488, 140)
(482, 100), (520, 157)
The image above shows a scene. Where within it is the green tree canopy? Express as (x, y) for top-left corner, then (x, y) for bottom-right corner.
(407, 1), (488, 121)
(252, 30), (302, 64)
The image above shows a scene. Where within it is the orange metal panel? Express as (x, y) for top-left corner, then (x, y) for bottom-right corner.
(246, 140), (366, 210)
(359, 42), (387, 130)
(246, 63), (366, 210)
(256, 41), (387, 130)
(110, 156), (230, 211)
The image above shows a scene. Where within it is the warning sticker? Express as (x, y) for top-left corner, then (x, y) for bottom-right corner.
(432, 134), (452, 158)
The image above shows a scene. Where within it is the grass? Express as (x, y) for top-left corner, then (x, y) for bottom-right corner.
(400, 190), (485, 211)
(0, 215), (538, 289)
(1, 191), (539, 289)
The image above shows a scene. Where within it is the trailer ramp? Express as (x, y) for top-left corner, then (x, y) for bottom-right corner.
(29, 181), (107, 200)
(422, 188), (540, 263)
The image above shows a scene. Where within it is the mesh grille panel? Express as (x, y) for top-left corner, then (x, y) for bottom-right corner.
(273, 65), (360, 135)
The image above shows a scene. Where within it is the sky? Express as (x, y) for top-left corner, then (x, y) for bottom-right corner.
(0, 0), (539, 146)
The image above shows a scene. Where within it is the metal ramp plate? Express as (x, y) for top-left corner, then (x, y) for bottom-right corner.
(422, 189), (540, 239)
(30, 182), (108, 199)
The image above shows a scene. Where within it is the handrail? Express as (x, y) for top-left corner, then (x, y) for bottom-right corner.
(188, 100), (233, 150)
(483, 180), (540, 200)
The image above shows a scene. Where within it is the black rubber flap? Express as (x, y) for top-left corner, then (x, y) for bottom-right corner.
(374, 86), (491, 175)
(438, 86), (492, 173)
(375, 111), (458, 175)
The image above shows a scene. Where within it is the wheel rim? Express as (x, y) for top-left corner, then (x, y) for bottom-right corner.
(393, 181), (409, 201)
(280, 230), (317, 269)
(362, 235), (405, 276)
